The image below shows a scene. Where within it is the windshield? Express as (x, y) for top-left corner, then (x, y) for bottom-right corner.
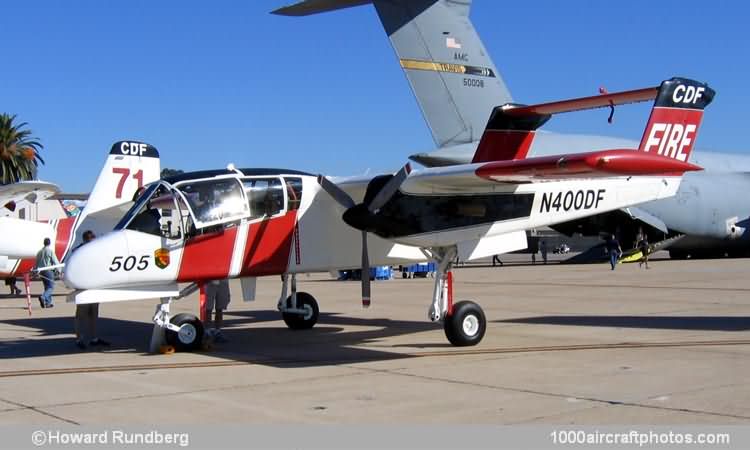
(114, 182), (160, 231)
(121, 183), (190, 239)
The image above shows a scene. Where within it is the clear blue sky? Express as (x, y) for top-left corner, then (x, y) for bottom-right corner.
(3, 0), (748, 192)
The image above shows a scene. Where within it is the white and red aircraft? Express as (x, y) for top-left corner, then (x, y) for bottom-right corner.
(64, 77), (712, 350)
(0, 141), (160, 283)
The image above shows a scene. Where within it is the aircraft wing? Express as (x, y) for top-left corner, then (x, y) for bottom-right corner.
(0, 181), (60, 211)
(401, 150), (702, 194)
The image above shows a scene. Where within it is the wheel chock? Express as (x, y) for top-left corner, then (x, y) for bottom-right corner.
(159, 345), (175, 355)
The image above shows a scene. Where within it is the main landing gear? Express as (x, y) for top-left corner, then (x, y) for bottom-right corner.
(278, 273), (319, 330)
(428, 247), (487, 346)
(148, 254), (486, 352)
(276, 249), (488, 347)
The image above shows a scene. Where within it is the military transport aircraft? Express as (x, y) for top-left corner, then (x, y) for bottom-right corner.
(63, 76), (713, 350)
(273, 0), (750, 258)
(0, 141), (160, 281)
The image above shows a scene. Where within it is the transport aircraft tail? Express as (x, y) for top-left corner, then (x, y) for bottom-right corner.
(273, 0), (513, 149)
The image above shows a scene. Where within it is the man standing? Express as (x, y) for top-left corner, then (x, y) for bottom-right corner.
(74, 230), (109, 349)
(35, 237), (60, 308)
(540, 240), (548, 264)
(638, 234), (650, 269)
(204, 279), (231, 343)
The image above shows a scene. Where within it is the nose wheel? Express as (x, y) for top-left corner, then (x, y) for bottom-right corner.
(164, 313), (205, 351)
(281, 292), (319, 330)
(443, 301), (486, 346)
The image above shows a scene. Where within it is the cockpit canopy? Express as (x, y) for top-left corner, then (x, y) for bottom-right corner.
(115, 174), (303, 239)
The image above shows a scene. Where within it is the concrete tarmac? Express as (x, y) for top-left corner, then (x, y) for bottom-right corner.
(1, 257), (749, 425)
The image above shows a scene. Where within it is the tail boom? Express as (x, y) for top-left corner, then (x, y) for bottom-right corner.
(475, 149), (702, 182)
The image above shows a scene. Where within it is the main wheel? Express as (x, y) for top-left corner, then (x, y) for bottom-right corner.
(444, 301), (486, 346)
(165, 313), (204, 352)
(282, 292), (319, 330)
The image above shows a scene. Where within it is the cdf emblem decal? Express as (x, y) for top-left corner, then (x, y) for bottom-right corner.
(154, 248), (170, 269)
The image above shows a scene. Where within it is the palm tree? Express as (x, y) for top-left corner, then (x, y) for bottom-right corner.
(0, 114), (45, 184)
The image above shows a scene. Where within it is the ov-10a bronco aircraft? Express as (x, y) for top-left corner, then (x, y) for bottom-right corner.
(64, 77), (713, 350)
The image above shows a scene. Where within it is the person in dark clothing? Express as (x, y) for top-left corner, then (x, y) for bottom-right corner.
(638, 235), (650, 269)
(5, 277), (21, 295)
(492, 255), (503, 266)
(73, 230), (110, 349)
(605, 234), (623, 270)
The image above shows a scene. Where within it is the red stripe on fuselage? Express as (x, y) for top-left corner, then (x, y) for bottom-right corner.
(55, 217), (76, 261)
(177, 226), (238, 282)
(240, 211), (297, 277)
(12, 258), (35, 277)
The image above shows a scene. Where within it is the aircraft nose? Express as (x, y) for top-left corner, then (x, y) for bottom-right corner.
(64, 231), (128, 290)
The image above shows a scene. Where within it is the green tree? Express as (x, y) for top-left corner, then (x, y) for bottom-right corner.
(161, 168), (184, 178)
(0, 114), (44, 184)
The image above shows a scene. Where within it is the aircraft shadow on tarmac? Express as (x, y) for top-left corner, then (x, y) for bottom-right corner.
(0, 310), (446, 366)
(498, 316), (750, 331)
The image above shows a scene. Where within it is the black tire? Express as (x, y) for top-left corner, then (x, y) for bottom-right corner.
(282, 292), (319, 330)
(165, 313), (204, 352)
(444, 301), (486, 346)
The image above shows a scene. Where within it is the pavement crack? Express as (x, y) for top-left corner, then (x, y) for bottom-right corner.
(22, 370), (365, 411)
(347, 366), (750, 421)
(0, 396), (79, 425)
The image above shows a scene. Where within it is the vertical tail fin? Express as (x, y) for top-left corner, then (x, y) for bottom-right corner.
(638, 77), (715, 162)
(471, 106), (550, 163)
(84, 141), (161, 216)
(65, 141), (161, 256)
(273, 0), (513, 148)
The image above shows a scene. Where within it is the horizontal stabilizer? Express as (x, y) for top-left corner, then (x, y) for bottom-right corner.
(472, 85), (659, 163)
(0, 181), (60, 208)
(271, 0), (372, 16)
(503, 87), (658, 117)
